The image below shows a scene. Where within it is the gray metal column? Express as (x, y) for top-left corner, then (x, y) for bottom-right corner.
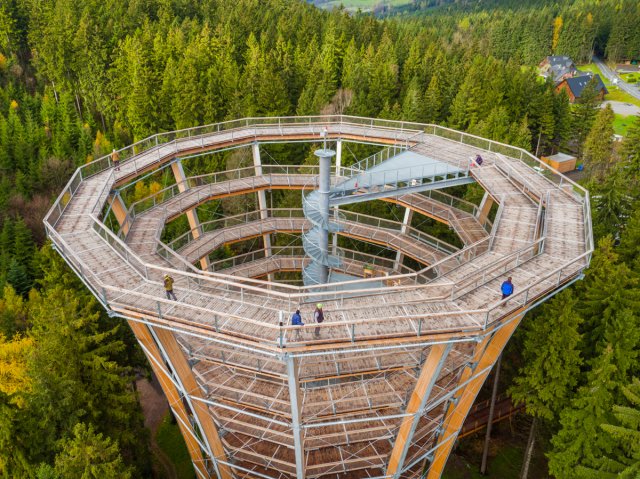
(286, 355), (305, 478)
(315, 136), (335, 284)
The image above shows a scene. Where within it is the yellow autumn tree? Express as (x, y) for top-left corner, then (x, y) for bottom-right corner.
(553, 17), (563, 52)
(0, 334), (33, 407)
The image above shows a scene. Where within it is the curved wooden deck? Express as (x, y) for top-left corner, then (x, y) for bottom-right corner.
(45, 116), (591, 479)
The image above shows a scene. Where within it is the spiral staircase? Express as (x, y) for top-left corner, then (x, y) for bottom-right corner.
(301, 146), (473, 287)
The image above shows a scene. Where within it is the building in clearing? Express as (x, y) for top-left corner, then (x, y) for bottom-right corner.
(539, 55), (578, 83)
(555, 74), (608, 103)
(46, 116), (592, 479)
(541, 152), (577, 173)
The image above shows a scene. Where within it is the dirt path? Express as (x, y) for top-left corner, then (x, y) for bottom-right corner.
(137, 372), (178, 479)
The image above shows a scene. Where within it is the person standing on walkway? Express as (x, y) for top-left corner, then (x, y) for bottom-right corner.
(111, 149), (120, 171)
(501, 277), (513, 306)
(291, 309), (304, 326)
(164, 274), (177, 301)
(314, 304), (324, 337)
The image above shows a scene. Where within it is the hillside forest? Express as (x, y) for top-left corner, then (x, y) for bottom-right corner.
(0, 0), (639, 478)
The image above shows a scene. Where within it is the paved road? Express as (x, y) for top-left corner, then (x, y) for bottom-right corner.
(594, 55), (640, 101)
(603, 100), (640, 116)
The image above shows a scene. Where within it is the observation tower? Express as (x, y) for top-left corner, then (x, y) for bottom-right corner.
(46, 116), (592, 479)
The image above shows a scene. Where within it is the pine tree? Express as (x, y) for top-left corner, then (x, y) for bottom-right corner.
(423, 74), (442, 124)
(510, 291), (583, 422)
(618, 206), (640, 265)
(620, 116), (640, 173)
(401, 76), (424, 123)
(548, 346), (620, 479)
(571, 77), (603, 156)
(577, 377), (640, 478)
(576, 237), (640, 356)
(53, 423), (133, 479)
(584, 104), (615, 178)
(589, 168), (634, 240)
(6, 259), (32, 297)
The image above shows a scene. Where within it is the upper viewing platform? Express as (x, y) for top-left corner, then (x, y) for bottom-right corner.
(44, 115), (592, 352)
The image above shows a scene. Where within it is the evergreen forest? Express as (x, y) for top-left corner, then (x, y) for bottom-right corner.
(0, 0), (639, 477)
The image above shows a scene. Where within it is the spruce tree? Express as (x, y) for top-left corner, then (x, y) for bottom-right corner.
(53, 423), (133, 479)
(548, 346), (620, 479)
(571, 77), (603, 156)
(577, 377), (640, 478)
(584, 104), (615, 178)
(510, 291), (583, 422)
(576, 237), (640, 356)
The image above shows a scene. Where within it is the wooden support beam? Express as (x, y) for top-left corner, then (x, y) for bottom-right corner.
(107, 193), (130, 236)
(127, 320), (211, 479)
(252, 143), (273, 280)
(152, 327), (233, 479)
(170, 160), (210, 270)
(386, 342), (453, 477)
(425, 313), (524, 479)
(477, 192), (494, 226)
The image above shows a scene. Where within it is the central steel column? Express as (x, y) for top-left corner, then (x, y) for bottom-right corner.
(315, 135), (335, 284)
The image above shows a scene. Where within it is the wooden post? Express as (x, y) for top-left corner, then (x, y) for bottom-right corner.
(152, 326), (233, 479)
(127, 320), (212, 479)
(386, 343), (453, 477)
(426, 313), (524, 479)
(107, 193), (130, 236)
(170, 160), (210, 270)
(476, 192), (494, 226)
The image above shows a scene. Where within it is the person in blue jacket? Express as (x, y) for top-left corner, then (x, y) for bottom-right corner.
(291, 309), (304, 326)
(501, 277), (514, 306)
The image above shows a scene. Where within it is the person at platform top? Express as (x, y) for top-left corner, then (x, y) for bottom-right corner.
(291, 309), (304, 326)
(314, 304), (324, 337)
(111, 148), (120, 171)
(164, 273), (177, 301)
(500, 277), (513, 306)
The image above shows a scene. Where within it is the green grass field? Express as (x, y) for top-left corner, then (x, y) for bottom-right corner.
(620, 72), (640, 84)
(614, 114), (638, 136)
(578, 62), (610, 84)
(155, 414), (196, 479)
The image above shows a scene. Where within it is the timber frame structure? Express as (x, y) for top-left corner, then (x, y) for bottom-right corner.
(45, 116), (592, 479)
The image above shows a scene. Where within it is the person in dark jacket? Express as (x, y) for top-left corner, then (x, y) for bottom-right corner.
(291, 309), (304, 326)
(501, 277), (513, 306)
(314, 304), (324, 337)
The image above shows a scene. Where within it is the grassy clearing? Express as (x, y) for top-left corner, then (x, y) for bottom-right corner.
(620, 72), (640, 83)
(606, 88), (640, 107)
(155, 413), (195, 479)
(613, 114), (638, 136)
(578, 63), (610, 85)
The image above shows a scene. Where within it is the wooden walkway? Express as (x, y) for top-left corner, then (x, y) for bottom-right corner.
(45, 118), (591, 479)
